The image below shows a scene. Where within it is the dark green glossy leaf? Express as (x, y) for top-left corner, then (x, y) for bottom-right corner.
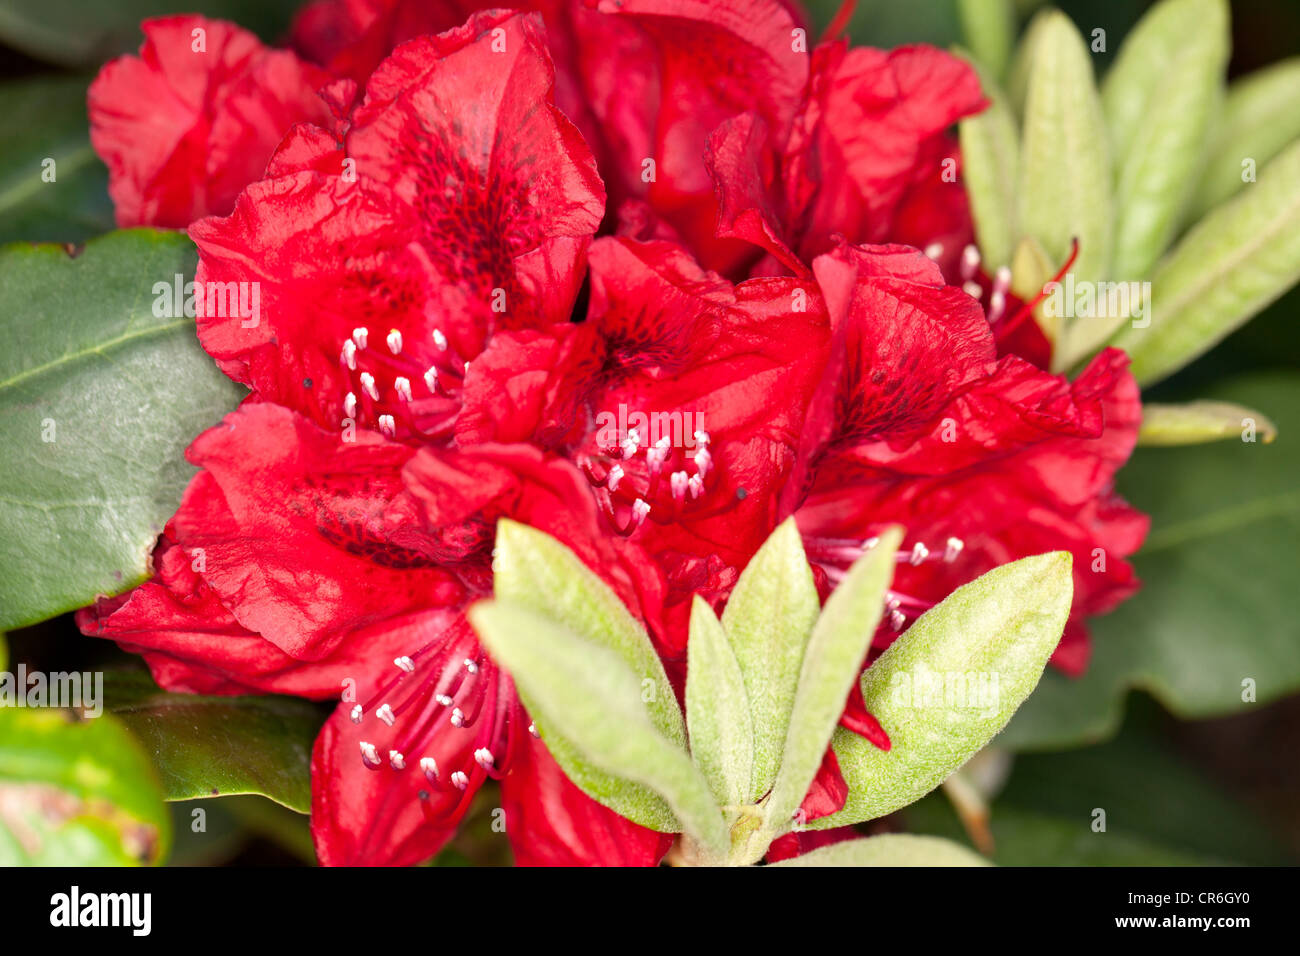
(1003, 373), (1300, 749)
(104, 671), (322, 813)
(0, 230), (245, 630)
(910, 702), (1289, 864)
(0, 76), (114, 245)
(0, 0), (302, 67)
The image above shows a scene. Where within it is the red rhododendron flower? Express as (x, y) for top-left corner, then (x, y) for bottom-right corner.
(189, 10), (604, 441)
(457, 235), (829, 643)
(88, 15), (333, 228)
(80, 401), (672, 866)
(78, 0), (1152, 866)
(784, 243), (1147, 675)
(707, 39), (986, 280)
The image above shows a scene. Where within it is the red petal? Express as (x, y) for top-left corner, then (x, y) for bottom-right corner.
(89, 16), (331, 227)
(500, 732), (672, 866)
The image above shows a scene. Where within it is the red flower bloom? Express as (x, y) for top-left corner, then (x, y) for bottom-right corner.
(456, 235), (829, 645)
(188, 10), (604, 440)
(708, 40), (986, 280)
(785, 243), (1147, 675)
(88, 16), (333, 228)
(80, 401), (671, 866)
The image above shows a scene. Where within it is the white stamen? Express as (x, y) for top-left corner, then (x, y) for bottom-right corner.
(687, 474), (704, 499)
(621, 427), (641, 459)
(435, 694), (453, 707)
(630, 498), (651, 528)
(341, 339), (357, 370)
(694, 446), (712, 479)
(423, 366), (438, 392)
(607, 463), (624, 493)
(343, 391), (357, 418)
(693, 430), (711, 447)
(386, 329), (403, 355)
(352, 327), (369, 349)
(864, 536), (880, 550)
(394, 376), (412, 402)
(890, 609), (907, 632)
(394, 656), (415, 673)
(389, 750), (406, 770)
(378, 414), (396, 437)
(432, 329), (448, 350)
(993, 265), (1012, 296)
(646, 436), (671, 472)
(420, 757), (439, 781)
(670, 470), (689, 502)
(989, 289), (1007, 323)
(450, 707), (465, 728)
(527, 722), (540, 738)
(451, 771), (469, 790)
(359, 741), (380, 765)
(909, 542), (930, 566)
(923, 242), (944, 260)
(360, 371), (379, 401)
(349, 704), (363, 724)
(944, 536), (965, 562)
(376, 703), (395, 726)
(474, 748), (494, 770)
(961, 244), (981, 281)
(963, 280), (983, 299)
(464, 658), (478, 675)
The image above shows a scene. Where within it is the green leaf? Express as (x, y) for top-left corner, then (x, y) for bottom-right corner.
(685, 597), (753, 809)
(1005, 8), (1051, 117)
(469, 600), (727, 852)
(956, 0), (1016, 80)
(770, 833), (990, 867)
(813, 552), (1073, 829)
(1016, 11), (1112, 293)
(720, 517), (821, 803)
(0, 707), (170, 865)
(912, 700), (1290, 864)
(1190, 57), (1300, 221)
(1102, 0), (1230, 280)
(765, 527), (901, 835)
(0, 230), (244, 630)
(1002, 373), (1300, 749)
(103, 671), (322, 813)
(958, 57), (1020, 271)
(1139, 400), (1277, 446)
(1112, 139), (1300, 385)
(490, 519), (685, 747)
(0, 76), (114, 245)
(0, 0), (303, 68)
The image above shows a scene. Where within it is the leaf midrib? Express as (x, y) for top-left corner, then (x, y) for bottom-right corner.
(0, 317), (195, 393)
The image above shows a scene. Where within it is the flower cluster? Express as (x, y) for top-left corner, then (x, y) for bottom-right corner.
(79, 0), (1145, 865)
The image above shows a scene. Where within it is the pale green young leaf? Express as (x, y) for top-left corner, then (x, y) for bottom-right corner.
(1016, 12), (1112, 287)
(1102, 0), (1230, 279)
(492, 519), (685, 749)
(685, 596), (753, 809)
(812, 552), (1073, 830)
(1005, 8), (1051, 117)
(765, 527), (902, 835)
(1139, 401), (1277, 446)
(720, 517), (820, 802)
(956, 0), (1016, 80)
(958, 55), (1020, 271)
(1112, 139), (1300, 385)
(769, 833), (990, 867)
(469, 601), (727, 851)
(1190, 57), (1300, 221)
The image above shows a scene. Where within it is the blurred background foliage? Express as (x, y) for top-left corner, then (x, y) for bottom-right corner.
(0, 0), (1297, 865)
